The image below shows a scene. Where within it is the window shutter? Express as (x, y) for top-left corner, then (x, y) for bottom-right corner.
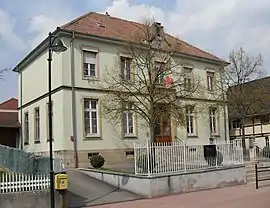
(84, 52), (96, 63)
(120, 57), (125, 79)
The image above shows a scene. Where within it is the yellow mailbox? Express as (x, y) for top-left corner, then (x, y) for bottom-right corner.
(54, 173), (68, 190)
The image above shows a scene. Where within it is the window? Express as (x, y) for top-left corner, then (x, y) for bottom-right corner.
(83, 51), (97, 77)
(47, 102), (54, 141)
(265, 136), (269, 147)
(88, 152), (99, 158)
(207, 72), (214, 91)
(183, 67), (192, 89)
(125, 151), (134, 158)
(121, 57), (132, 80)
(34, 108), (40, 143)
(155, 62), (165, 84)
(123, 103), (135, 135)
(24, 113), (29, 144)
(231, 120), (241, 129)
(209, 108), (217, 135)
(84, 99), (99, 135)
(186, 106), (195, 135)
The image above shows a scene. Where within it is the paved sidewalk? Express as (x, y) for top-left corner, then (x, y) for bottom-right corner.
(90, 184), (270, 208)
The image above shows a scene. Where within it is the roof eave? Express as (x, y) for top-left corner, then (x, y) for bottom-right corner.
(12, 28), (61, 73)
(59, 28), (227, 65)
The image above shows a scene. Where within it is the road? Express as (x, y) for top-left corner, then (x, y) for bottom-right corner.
(67, 169), (141, 208)
(90, 183), (270, 208)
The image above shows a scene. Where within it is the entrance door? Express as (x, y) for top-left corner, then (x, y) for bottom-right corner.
(154, 115), (172, 143)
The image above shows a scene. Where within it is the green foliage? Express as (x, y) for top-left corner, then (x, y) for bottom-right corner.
(262, 146), (270, 158)
(136, 153), (156, 173)
(90, 155), (105, 169)
(205, 151), (223, 166)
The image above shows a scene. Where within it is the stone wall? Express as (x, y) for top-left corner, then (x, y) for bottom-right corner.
(80, 165), (246, 198)
(0, 190), (62, 208)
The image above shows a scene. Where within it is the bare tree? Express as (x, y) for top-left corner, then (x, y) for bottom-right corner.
(219, 47), (265, 156)
(0, 68), (9, 80)
(100, 19), (205, 142)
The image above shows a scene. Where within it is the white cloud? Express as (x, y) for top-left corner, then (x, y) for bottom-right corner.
(0, 9), (26, 52)
(27, 15), (70, 49)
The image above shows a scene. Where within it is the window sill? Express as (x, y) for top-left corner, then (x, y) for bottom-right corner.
(34, 140), (41, 144)
(84, 135), (102, 140)
(24, 142), (29, 145)
(211, 135), (220, 138)
(187, 135), (198, 138)
(83, 77), (100, 81)
(46, 140), (54, 143)
(123, 135), (138, 139)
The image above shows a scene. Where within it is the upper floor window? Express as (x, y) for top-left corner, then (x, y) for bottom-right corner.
(47, 102), (54, 141)
(123, 103), (135, 136)
(207, 72), (215, 91)
(24, 112), (29, 144)
(83, 51), (97, 78)
(84, 99), (99, 136)
(186, 106), (195, 135)
(209, 108), (217, 135)
(155, 62), (165, 84)
(34, 108), (40, 143)
(183, 67), (192, 90)
(121, 57), (132, 81)
(231, 120), (241, 129)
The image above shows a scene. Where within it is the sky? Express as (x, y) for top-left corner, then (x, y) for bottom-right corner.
(0, 0), (270, 102)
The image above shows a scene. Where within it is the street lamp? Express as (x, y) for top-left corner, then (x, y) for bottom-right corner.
(47, 32), (67, 208)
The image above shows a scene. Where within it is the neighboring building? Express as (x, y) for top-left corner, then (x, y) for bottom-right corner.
(13, 12), (229, 168)
(228, 76), (270, 151)
(0, 98), (20, 148)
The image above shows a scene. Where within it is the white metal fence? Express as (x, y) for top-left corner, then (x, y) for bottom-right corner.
(134, 141), (244, 176)
(0, 173), (50, 193)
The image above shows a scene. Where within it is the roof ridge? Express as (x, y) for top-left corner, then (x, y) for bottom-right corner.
(0, 98), (17, 105)
(61, 11), (94, 29)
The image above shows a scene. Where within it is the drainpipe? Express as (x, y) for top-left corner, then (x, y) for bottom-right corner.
(20, 68), (23, 149)
(220, 68), (227, 142)
(70, 31), (79, 168)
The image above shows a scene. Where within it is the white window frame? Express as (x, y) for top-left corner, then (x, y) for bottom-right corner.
(83, 51), (98, 78)
(209, 108), (218, 135)
(186, 106), (196, 136)
(183, 67), (193, 89)
(155, 61), (165, 84)
(84, 99), (99, 137)
(120, 56), (132, 81)
(24, 112), (29, 144)
(34, 108), (40, 142)
(207, 71), (215, 91)
(123, 103), (136, 136)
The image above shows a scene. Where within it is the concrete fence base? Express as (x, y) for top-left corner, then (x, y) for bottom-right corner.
(80, 165), (246, 198)
(0, 190), (62, 208)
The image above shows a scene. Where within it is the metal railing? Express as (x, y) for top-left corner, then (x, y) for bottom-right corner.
(134, 141), (244, 176)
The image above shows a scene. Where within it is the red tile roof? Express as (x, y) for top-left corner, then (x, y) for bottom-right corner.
(0, 112), (20, 128)
(60, 12), (222, 62)
(0, 98), (18, 110)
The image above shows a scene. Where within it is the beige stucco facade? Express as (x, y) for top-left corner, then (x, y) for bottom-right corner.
(17, 32), (229, 168)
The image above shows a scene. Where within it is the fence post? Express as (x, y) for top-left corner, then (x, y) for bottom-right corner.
(183, 144), (186, 172)
(146, 141), (151, 176)
(134, 142), (137, 175)
(255, 163), (258, 189)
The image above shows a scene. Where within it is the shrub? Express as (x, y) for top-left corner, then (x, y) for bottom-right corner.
(90, 155), (105, 169)
(205, 151), (223, 167)
(136, 153), (156, 173)
(262, 146), (270, 158)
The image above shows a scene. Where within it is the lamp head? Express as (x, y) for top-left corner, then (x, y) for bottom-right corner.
(51, 38), (67, 53)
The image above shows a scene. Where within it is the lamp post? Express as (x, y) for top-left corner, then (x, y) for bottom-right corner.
(47, 32), (67, 208)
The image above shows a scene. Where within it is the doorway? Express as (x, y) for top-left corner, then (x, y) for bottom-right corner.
(154, 110), (172, 143)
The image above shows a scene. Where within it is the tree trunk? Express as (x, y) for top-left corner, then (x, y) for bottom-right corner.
(241, 119), (247, 160)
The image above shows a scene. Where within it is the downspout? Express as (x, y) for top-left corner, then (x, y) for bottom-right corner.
(20, 68), (23, 149)
(220, 68), (227, 141)
(70, 31), (79, 168)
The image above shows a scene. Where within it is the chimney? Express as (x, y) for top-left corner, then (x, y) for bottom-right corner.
(105, 12), (110, 16)
(150, 21), (164, 38)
